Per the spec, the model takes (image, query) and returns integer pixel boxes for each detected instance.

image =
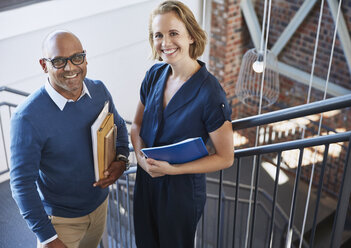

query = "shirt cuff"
[41,234,58,245]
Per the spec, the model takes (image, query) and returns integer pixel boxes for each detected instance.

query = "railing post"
[268,152,282,248]
[330,136,351,247]
[232,158,241,248]
[249,154,261,248]
[216,169,224,248]
[285,148,304,248]
[126,174,132,248]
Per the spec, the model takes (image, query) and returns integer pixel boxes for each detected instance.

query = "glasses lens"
[71,54,85,65]
[51,58,66,68]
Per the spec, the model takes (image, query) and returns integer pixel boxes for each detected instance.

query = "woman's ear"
[189,35,194,44]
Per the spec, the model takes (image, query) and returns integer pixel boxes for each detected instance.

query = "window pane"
[0,0,51,12]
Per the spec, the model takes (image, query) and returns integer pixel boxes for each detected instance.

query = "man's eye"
[170,32,178,36]
[52,58,65,66]
[72,55,84,63]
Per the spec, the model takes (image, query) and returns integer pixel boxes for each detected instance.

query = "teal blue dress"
[134,61,232,248]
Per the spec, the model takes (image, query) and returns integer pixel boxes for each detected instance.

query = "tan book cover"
[104,124,117,173]
[97,112,114,180]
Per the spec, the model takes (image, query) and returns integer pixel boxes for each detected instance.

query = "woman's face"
[152,11,194,65]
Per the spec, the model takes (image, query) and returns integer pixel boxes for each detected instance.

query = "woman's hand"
[139,156,167,178]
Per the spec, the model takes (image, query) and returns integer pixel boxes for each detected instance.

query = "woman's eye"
[154,33,162,39]
[170,32,178,36]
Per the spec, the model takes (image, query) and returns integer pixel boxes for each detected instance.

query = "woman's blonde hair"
[149,0,207,61]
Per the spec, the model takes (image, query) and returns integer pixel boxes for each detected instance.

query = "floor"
[0,180,36,248]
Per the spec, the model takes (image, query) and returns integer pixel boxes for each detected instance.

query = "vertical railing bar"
[8,106,11,118]
[332,148,340,196]
[109,184,117,248]
[327,152,333,196]
[249,154,261,248]
[106,190,112,248]
[330,137,351,247]
[232,157,241,248]
[216,169,224,248]
[126,174,132,248]
[0,113,9,171]
[285,148,304,247]
[201,204,205,248]
[115,181,123,248]
[122,182,128,248]
[309,144,329,247]
[225,197,230,248]
[268,152,282,248]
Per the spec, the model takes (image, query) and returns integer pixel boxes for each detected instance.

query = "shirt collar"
[45,79,92,111]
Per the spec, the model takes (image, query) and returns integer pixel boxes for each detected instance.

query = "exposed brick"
[209,0,351,198]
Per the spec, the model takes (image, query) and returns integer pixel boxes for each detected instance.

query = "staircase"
[1,87,351,248]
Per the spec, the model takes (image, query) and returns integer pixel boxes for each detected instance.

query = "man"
[10,30,129,248]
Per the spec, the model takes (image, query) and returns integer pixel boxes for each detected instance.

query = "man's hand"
[43,238,67,248]
[93,160,126,188]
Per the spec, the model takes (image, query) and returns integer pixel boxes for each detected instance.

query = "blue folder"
[141,137,209,164]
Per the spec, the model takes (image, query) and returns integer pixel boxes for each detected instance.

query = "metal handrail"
[0,102,17,108]
[235,131,351,157]
[0,87,29,175]
[232,94,351,130]
[0,86,30,97]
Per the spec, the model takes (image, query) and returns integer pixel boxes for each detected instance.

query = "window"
[0,0,50,12]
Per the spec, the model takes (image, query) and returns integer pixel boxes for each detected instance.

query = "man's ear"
[39,59,48,73]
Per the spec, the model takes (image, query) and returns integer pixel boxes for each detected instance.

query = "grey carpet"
[0,180,36,248]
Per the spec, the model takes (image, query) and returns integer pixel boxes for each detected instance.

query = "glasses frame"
[43,51,86,69]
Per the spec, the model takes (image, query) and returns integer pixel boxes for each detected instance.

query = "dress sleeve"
[202,78,232,133]
[10,114,57,242]
[140,69,151,106]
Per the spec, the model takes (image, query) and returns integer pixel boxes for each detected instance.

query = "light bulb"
[252,60,264,73]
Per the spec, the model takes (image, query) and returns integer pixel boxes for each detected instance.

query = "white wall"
[0,0,206,179]
[0,0,204,121]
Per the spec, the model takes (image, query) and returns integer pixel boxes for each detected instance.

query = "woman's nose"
[162,36,171,46]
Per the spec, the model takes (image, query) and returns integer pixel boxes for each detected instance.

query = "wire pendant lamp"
[236,48,279,108]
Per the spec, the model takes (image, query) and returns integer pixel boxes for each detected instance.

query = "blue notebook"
[141,137,209,164]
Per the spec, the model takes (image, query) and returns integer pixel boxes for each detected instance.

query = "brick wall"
[209,0,351,198]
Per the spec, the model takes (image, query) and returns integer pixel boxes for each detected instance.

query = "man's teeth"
[64,74,77,79]
[163,48,177,54]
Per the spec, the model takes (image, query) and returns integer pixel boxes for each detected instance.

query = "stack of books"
[91,101,117,181]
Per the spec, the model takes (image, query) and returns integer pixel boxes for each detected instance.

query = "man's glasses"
[43,51,86,69]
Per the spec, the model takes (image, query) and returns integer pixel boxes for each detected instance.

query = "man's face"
[40,33,87,99]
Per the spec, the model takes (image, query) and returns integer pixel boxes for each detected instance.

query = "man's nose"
[63,60,74,71]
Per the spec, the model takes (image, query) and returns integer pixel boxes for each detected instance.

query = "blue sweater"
[10,78,129,242]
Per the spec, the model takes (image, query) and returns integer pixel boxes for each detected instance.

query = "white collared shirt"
[45,79,92,111]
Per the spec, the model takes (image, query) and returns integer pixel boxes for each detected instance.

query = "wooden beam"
[276,62,351,96]
[326,0,351,74]
[239,0,350,97]
[240,0,261,50]
[271,0,317,56]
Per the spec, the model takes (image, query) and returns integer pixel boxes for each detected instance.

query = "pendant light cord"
[299,0,343,247]
[244,0,273,247]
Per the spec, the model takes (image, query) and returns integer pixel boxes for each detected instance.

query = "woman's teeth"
[163,48,177,54]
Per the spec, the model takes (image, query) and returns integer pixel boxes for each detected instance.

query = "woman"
[130,1,234,247]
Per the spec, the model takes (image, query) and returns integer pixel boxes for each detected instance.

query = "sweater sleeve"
[9,113,57,242]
